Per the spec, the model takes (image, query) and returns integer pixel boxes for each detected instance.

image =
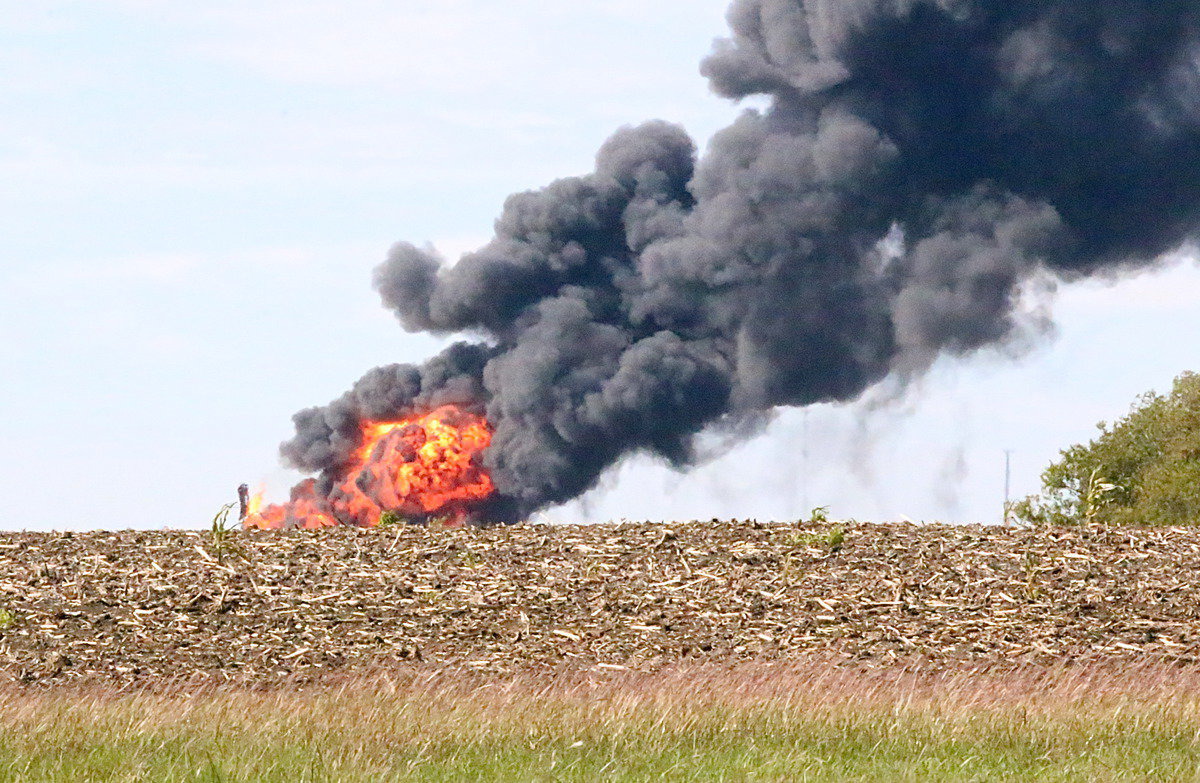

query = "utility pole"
[801,410,810,514]
[1003,450,1013,526]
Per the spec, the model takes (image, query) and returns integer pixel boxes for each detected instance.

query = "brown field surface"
[1,521,1199,686]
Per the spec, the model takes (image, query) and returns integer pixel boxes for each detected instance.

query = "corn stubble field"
[5,521,1200,780]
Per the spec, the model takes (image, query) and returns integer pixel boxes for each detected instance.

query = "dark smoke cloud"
[282,0,1200,522]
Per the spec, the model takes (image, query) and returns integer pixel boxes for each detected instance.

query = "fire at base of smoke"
[253,1,1200,526]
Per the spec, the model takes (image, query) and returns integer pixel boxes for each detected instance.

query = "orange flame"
[244,405,495,530]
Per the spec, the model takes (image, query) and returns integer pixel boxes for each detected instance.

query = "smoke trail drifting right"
[280,0,1200,522]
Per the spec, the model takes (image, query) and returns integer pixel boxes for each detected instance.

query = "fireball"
[245,406,495,529]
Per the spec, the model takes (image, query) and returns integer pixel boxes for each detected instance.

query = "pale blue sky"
[3,1,1198,529]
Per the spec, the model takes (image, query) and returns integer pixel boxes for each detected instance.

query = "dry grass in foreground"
[3,662,1200,781]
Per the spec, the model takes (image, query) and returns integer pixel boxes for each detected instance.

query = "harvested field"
[1,521,1199,685]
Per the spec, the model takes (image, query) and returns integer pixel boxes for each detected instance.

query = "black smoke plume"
[280,0,1200,522]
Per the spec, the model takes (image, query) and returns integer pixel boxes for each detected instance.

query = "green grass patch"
[3,665,1200,781]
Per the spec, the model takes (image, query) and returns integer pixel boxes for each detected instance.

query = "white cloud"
[0,6,76,34]
[0,47,99,94]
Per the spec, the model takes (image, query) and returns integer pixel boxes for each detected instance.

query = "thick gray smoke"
[281,0,1200,523]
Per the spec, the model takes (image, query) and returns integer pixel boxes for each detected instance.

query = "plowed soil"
[2,521,1199,686]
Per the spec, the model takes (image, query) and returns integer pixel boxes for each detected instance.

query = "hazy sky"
[3,1,1199,530]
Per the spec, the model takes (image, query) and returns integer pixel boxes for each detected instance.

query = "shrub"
[1015,371,1200,525]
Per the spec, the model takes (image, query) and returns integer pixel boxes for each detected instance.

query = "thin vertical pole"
[1003,450,1013,526]
[801,410,810,514]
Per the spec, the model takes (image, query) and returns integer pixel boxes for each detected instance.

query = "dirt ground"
[1,521,1199,686]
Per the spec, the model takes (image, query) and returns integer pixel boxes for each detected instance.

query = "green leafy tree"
[1015,371,1200,526]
